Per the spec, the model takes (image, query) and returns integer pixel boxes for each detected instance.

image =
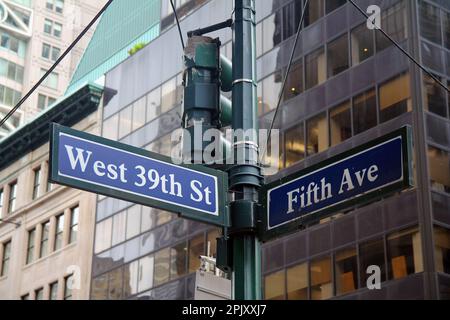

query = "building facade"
[88,0,450,300]
[0,83,103,299]
[0,0,106,138]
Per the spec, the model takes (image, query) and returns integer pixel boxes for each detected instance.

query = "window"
[35,288,44,300]
[387,228,423,280]
[54,213,64,251]
[428,146,450,194]
[69,206,79,244]
[306,113,328,156]
[118,105,133,139]
[32,167,41,200]
[305,0,324,27]
[42,43,61,61]
[305,47,326,90]
[44,19,62,37]
[379,73,411,123]
[329,101,352,146]
[282,2,296,40]
[64,274,73,300]
[138,255,154,292]
[326,0,346,14]
[42,43,50,59]
[264,270,285,300]
[40,69,59,90]
[419,1,442,45]
[285,123,305,167]
[0,58,24,83]
[0,84,21,107]
[1,240,11,277]
[170,242,187,279]
[283,60,303,101]
[188,234,204,273]
[49,281,58,300]
[327,34,349,77]
[40,221,50,258]
[262,13,281,54]
[132,96,146,131]
[26,229,35,264]
[377,1,407,51]
[351,24,374,65]
[154,248,170,286]
[262,72,283,112]
[335,248,358,295]
[108,267,123,299]
[94,218,112,253]
[146,87,161,123]
[359,238,386,287]
[287,263,308,300]
[424,74,447,118]
[0,31,26,57]
[47,0,64,13]
[444,11,450,50]
[126,206,141,240]
[434,227,450,274]
[7,181,17,214]
[103,114,119,140]
[112,210,126,246]
[161,78,177,113]
[353,89,377,134]
[38,94,56,110]
[310,256,332,300]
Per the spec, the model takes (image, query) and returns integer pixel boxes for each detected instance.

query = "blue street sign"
[260,127,413,241]
[49,124,229,227]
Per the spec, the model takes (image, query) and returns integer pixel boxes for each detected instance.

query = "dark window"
[42,43,50,59]
[7,181,17,213]
[188,234,204,273]
[444,11,450,50]
[69,206,79,244]
[287,262,308,300]
[0,188,3,217]
[351,23,374,65]
[327,34,349,77]
[387,228,423,280]
[285,123,305,167]
[330,101,352,146]
[434,227,450,274]
[305,47,326,90]
[1,240,11,277]
[326,0,346,14]
[26,229,35,264]
[170,242,187,279]
[305,0,324,27]
[428,146,450,194]
[283,60,303,101]
[282,2,296,40]
[40,221,50,258]
[154,248,170,286]
[64,274,73,300]
[49,281,58,300]
[35,287,44,300]
[310,256,333,300]
[379,73,411,123]
[359,238,386,287]
[306,113,328,156]
[32,167,41,200]
[335,247,358,295]
[424,73,447,118]
[54,213,64,251]
[264,270,285,300]
[377,2,407,51]
[419,1,442,44]
[353,89,377,134]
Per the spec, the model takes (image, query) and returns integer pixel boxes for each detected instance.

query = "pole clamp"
[232,78,257,86]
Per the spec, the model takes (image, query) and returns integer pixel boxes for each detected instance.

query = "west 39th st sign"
[260,126,413,241]
[49,124,229,227]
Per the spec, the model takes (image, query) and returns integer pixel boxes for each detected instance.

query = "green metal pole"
[230,0,262,300]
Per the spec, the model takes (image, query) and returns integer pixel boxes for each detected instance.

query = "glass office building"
[90,0,450,300]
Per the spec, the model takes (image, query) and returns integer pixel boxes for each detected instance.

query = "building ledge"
[0,83,103,171]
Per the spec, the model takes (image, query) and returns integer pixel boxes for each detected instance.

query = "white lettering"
[367,165,379,182]
[64,145,92,172]
[339,169,355,194]
[93,161,106,177]
[190,180,203,202]
[287,189,300,214]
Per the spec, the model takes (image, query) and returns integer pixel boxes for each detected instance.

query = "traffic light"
[182,36,232,164]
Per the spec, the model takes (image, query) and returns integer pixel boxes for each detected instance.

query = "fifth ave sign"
[260,127,413,241]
